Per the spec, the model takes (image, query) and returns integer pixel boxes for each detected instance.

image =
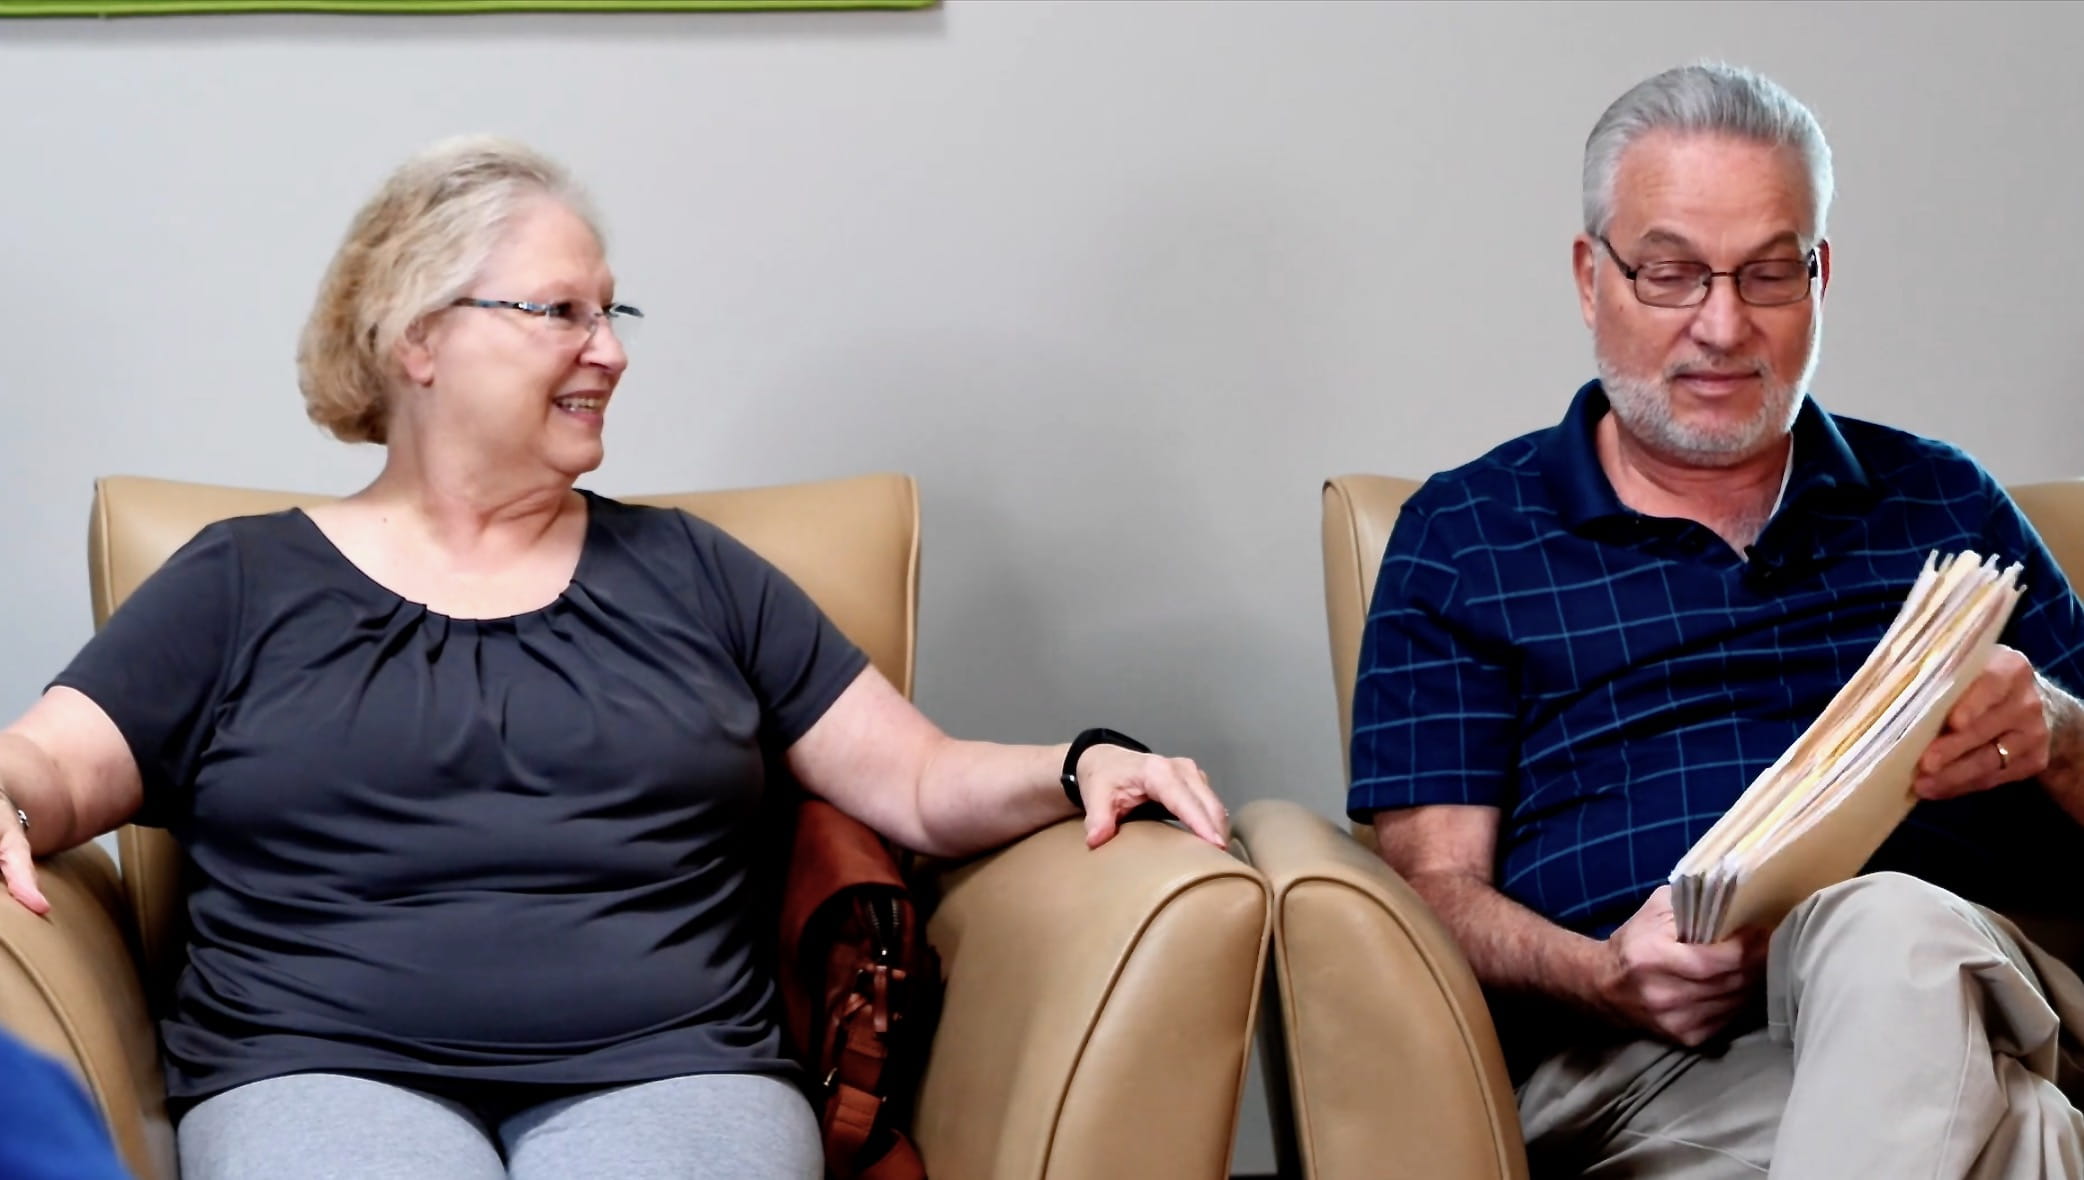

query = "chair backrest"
[1320,472,2084,769]
[2004,479,2084,594]
[88,472,921,1003]
[1319,475,1422,777]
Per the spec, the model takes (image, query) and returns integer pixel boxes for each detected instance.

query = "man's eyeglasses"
[1598,236,1818,309]
[450,298,644,343]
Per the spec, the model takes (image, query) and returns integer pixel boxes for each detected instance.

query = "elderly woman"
[0,137,1227,1180]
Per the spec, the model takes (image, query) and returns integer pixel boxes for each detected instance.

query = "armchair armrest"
[912,819,1270,1180]
[1233,800,1528,1180]
[0,843,173,1180]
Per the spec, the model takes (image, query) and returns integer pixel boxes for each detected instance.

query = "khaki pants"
[1517,873,2084,1179]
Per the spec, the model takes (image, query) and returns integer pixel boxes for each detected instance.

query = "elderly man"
[1349,62,2084,1178]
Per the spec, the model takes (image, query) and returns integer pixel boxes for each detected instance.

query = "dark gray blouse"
[53,490,868,1112]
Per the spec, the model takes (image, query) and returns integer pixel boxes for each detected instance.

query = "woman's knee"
[178,1073,503,1180]
[504,1072,820,1180]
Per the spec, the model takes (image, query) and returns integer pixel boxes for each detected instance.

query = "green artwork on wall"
[0,0,934,14]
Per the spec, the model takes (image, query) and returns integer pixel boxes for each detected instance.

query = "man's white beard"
[1595,319,1821,469]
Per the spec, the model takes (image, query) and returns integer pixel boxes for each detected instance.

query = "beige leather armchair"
[1234,475,1527,1180]
[0,473,1273,1180]
[1234,472,2084,1180]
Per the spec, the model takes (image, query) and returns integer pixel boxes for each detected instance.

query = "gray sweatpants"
[178,1071,823,1180]
[1518,872,2084,1179]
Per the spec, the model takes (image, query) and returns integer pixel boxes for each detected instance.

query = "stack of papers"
[1670,551,2024,944]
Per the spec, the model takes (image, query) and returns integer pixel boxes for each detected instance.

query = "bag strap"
[824,1078,881,1167]
[831,1083,929,1180]
[857,1138,927,1180]
[823,964,897,1162]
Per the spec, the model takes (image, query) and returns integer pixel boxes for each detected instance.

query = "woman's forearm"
[909,736,1079,857]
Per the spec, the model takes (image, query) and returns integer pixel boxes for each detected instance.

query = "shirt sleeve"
[1347,501,1522,823]
[46,522,242,830]
[681,515,872,750]
[0,1031,132,1180]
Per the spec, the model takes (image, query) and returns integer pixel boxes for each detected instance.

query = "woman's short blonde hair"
[297,135,601,444]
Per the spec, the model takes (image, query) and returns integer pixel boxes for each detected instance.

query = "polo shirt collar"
[1539,379,1872,530]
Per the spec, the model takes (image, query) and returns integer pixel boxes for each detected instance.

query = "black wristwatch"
[1061,727,1175,823]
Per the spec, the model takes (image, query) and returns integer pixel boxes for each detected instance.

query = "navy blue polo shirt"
[1348,381,2084,938]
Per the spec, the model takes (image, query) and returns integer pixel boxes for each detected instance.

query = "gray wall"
[3,2,2081,1172]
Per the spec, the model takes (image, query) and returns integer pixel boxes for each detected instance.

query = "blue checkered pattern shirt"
[1349,381,2084,938]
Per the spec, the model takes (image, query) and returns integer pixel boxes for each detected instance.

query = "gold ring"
[1994,740,2011,772]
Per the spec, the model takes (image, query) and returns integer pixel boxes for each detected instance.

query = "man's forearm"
[2038,678,2084,825]
[1403,867,1613,1019]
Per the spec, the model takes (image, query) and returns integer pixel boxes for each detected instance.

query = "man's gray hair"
[1582,62,1834,242]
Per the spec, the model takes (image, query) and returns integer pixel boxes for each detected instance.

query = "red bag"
[777,798,942,1180]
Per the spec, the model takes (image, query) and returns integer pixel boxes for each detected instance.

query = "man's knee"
[1772,871,1997,985]
[1797,871,1965,931]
